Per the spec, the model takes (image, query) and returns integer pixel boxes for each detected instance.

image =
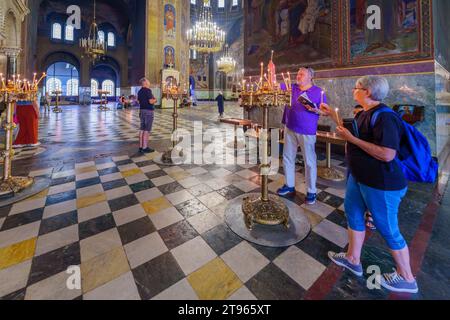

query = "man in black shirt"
[137,78,157,153]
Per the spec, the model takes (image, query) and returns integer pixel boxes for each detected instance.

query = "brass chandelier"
[217,44,236,74]
[79,0,106,63]
[187,0,225,54]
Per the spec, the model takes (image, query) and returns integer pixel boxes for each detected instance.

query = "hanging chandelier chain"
[79,0,106,63]
[216,1,236,74]
[187,0,225,54]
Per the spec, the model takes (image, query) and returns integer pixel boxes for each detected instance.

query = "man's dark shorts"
[140,109,154,132]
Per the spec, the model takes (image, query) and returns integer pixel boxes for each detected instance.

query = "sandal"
[365,212,377,231]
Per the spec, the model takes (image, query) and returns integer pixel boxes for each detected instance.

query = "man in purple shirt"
[278,67,327,204]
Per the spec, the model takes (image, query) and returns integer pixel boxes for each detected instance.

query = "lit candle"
[32,73,37,85]
[260,62,263,80]
[321,90,325,105]
[287,72,291,89]
[335,108,341,126]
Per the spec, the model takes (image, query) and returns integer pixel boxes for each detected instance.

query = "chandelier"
[79,0,106,63]
[187,0,225,54]
[217,44,236,74]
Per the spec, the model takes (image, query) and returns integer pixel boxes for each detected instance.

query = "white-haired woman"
[320,75,418,294]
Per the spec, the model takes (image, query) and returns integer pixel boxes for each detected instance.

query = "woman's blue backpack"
[370,106,438,183]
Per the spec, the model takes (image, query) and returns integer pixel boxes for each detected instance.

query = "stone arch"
[42,51,81,72]
[4,10,18,48]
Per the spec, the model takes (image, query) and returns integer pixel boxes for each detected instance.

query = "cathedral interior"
[0,0,449,302]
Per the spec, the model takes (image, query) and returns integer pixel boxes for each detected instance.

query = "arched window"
[102,80,115,97]
[66,79,79,96]
[52,23,62,39]
[65,25,74,41]
[91,79,99,97]
[98,31,105,44]
[107,32,115,47]
[46,78,62,94]
[46,62,79,96]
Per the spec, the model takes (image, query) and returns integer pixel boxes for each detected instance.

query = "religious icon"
[164,4,176,38]
[164,46,175,68]
[350,0,419,58]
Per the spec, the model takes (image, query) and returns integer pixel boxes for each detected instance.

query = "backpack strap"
[370,106,396,128]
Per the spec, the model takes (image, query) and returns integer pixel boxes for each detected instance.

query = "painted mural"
[433,0,450,72]
[164,46,175,68]
[245,0,333,74]
[350,0,419,59]
[190,58,209,89]
[164,4,176,39]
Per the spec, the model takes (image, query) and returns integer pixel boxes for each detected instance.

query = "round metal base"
[0,176,34,196]
[153,149,187,166]
[225,193,311,248]
[0,176,51,207]
[317,166,346,182]
[242,194,290,230]
[52,107,62,113]
[98,106,110,111]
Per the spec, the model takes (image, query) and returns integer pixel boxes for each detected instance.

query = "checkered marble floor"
[0,146,46,162]
[38,103,245,144]
[0,151,350,300]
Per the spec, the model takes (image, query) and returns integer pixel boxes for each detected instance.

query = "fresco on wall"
[190,59,209,89]
[433,0,450,71]
[164,4,176,39]
[350,0,419,59]
[164,46,175,68]
[245,0,333,74]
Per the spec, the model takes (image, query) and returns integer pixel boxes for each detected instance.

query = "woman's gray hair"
[356,75,389,101]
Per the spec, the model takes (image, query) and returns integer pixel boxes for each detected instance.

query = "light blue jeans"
[283,128,317,193]
[345,174,408,250]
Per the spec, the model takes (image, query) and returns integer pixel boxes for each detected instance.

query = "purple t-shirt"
[282,84,327,136]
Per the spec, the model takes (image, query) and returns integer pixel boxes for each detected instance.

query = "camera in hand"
[342,118,360,138]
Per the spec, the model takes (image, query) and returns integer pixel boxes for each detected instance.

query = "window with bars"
[46,78,62,94]
[65,25,74,41]
[66,79,79,96]
[107,32,115,47]
[91,79,99,97]
[52,23,62,39]
[102,80,115,97]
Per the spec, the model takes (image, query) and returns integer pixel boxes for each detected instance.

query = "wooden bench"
[219,118,255,150]
[245,128,347,181]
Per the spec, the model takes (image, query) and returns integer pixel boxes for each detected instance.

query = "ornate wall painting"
[349,0,419,59]
[190,59,209,89]
[164,4,176,39]
[244,0,339,75]
[164,46,175,68]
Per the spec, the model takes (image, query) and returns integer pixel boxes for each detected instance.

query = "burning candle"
[32,73,37,85]
[260,62,264,80]
[286,72,291,89]
[321,90,325,105]
[335,108,341,126]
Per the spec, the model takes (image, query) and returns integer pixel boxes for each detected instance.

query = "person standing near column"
[137,78,157,153]
[277,67,326,204]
